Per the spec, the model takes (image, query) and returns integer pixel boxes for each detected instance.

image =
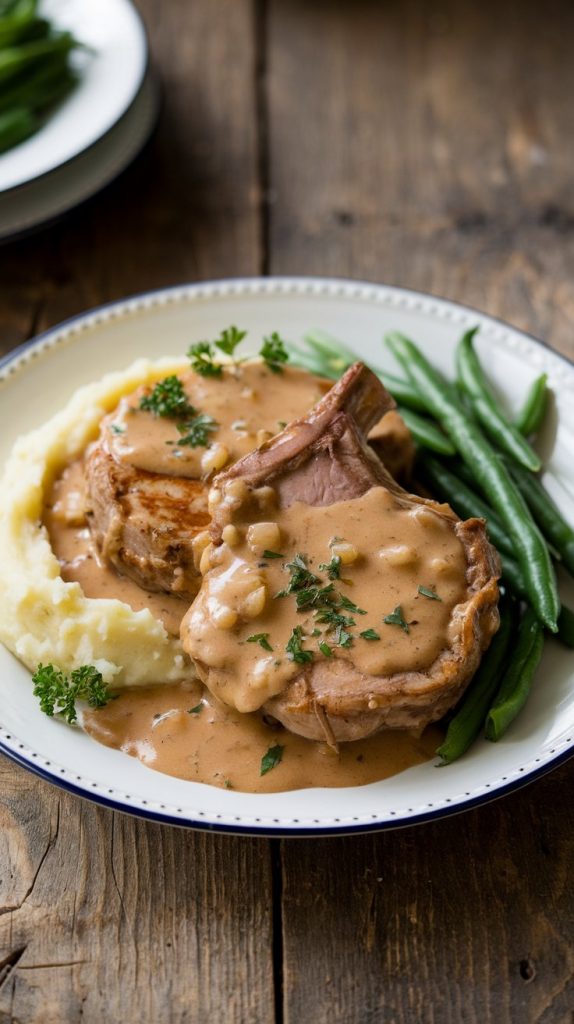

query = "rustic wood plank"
[0,2,274,1022]
[0,758,274,1024]
[279,765,574,1024]
[267,0,574,361]
[266,0,574,1019]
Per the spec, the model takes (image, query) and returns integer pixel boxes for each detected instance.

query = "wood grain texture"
[280,764,574,1023]
[0,2,274,1022]
[266,0,574,361]
[0,758,274,1024]
[265,0,574,1020]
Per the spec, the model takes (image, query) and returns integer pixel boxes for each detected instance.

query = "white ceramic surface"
[0,70,159,241]
[1,278,573,836]
[0,0,148,193]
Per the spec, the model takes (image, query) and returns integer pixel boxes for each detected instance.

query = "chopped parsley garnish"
[260,332,289,373]
[110,423,125,435]
[334,626,353,648]
[383,605,410,634]
[339,594,366,615]
[360,628,380,641]
[276,553,320,598]
[313,607,355,630]
[295,582,336,611]
[318,555,341,580]
[224,779,234,789]
[262,550,284,560]
[418,585,442,602]
[187,703,203,715]
[260,744,284,776]
[246,633,273,652]
[140,375,196,419]
[286,626,313,664]
[174,414,218,448]
[276,552,379,651]
[187,340,223,378]
[277,420,287,429]
[32,664,114,725]
[214,325,247,356]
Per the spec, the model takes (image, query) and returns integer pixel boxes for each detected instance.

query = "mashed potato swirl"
[0,358,197,688]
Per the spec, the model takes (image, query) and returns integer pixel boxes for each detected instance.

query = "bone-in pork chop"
[181,364,500,743]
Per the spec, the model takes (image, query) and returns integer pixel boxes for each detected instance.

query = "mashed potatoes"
[0,358,198,688]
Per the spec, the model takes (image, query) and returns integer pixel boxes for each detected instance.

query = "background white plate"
[0,70,159,241]
[0,0,148,193]
[1,277,573,836]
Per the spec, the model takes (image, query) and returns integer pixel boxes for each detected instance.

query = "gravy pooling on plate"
[83,681,443,793]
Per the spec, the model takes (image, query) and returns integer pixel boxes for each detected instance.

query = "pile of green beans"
[288,323,573,763]
[0,0,81,155]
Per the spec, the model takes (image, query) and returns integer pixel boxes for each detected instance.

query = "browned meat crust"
[198,363,500,743]
[85,445,209,597]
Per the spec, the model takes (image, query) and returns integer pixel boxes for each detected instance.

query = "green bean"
[0,105,37,153]
[485,608,544,741]
[32,66,77,113]
[515,373,548,437]
[396,409,455,456]
[456,328,541,471]
[0,11,48,49]
[0,0,36,14]
[303,328,358,370]
[375,371,429,412]
[0,32,75,84]
[506,461,574,578]
[428,475,574,648]
[436,595,516,764]
[385,330,559,631]
[304,328,427,411]
[284,341,339,379]
[420,457,574,648]
[417,455,515,559]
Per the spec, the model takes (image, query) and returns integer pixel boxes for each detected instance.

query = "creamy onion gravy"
[43,363,450,792]
[83,681,443,792]
[105,363,330,478]
[183,485,468,713]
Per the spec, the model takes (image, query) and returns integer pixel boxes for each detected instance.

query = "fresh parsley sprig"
[32,664,114,725]
[187,326,248,377]
[140,375,196,419]
[215,325,247,356]
[187,340,223,378]
[260,332,289,373]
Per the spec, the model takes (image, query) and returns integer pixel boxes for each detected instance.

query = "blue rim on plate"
[0,276,572,837]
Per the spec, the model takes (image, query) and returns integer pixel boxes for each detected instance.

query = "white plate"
[0,0,148,194]
[0,70,159,241]
[1,277,573,836]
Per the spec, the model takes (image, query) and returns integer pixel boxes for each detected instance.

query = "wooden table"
[1,2,574,1020]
